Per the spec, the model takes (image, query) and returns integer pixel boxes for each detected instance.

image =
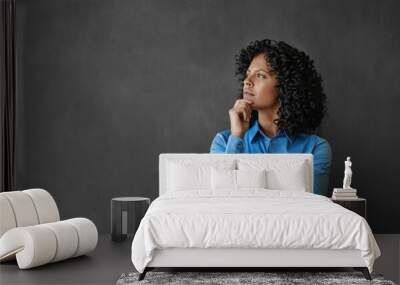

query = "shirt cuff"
[225,134,244,153]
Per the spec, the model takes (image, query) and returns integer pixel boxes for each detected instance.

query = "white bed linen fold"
[131,189,380,273]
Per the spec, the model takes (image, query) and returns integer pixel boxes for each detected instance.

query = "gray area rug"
[116,271,396,285]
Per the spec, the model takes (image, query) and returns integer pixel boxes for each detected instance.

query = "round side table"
[111,197,150,242]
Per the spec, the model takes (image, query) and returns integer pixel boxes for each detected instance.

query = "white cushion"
[66,218,98,257]
[23,189,60,224]
[211,168,267,190]
[42,221,79,262]
[0,196,17,237]
[237,159,309,191]
[0,189,60,235]
[236,169,267,188]
[211,168,236,189]
[166,159,235,191]
[0,191,39,227]
[0,225,57,269]
[0,218,98,269]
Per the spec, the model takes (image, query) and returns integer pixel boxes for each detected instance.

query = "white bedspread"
[131,189,380,273]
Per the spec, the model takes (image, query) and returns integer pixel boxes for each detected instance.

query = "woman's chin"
[250,104,258,110]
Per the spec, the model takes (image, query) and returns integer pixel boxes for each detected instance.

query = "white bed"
[131,154,381,280]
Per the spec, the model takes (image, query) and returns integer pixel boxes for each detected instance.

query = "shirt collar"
[249,120,293,144]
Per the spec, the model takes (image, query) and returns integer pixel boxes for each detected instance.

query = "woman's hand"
[229,99,254,138]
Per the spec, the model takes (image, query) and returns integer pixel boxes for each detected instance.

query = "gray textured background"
[15,0,400,233]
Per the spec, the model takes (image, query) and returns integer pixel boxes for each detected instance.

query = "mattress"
[131,189,380,273]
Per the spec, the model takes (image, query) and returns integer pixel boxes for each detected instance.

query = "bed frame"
[141,248,370,280]
[138,154,372,281]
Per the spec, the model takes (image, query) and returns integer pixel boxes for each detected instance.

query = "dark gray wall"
[16,0,400,233]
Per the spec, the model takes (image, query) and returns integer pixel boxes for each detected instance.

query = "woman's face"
[242,53,279,110]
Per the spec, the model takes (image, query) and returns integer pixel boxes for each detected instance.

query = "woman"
[210,39,331,196]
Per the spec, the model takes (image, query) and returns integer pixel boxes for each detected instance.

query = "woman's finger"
[243,109,247,122]
[243,99,253,105]
[234,100,252,122]
[244,105,251,121]
[238,100,252,111]
[243,104,252,122]
[239,105,249,121]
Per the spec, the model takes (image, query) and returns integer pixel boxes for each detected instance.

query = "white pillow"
[166,159,235,191]
[210,168,236,189]
[236,169,267,188]
[211,168,267,190]
[237,159,309,192]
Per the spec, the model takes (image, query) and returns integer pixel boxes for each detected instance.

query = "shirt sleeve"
[312,138,332,196]
[210,132,244,153]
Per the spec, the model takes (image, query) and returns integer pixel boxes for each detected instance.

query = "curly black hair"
[235,39,327,137]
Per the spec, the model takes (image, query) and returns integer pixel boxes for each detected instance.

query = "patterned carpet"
[116,271,397,285]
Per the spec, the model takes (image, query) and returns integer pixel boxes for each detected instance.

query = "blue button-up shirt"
[209,120,332,196]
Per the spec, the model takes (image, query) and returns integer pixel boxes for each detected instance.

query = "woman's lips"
[243,91,255,99]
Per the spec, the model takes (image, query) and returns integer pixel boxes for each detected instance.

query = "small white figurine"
[342,156,353,189]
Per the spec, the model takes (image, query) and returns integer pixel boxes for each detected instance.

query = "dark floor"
[0,234,399,285]
[0,234,133,285]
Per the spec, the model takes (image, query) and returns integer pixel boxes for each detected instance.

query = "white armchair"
[0,189,98,269]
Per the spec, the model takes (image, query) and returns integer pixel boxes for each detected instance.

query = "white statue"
[342,157,353,189]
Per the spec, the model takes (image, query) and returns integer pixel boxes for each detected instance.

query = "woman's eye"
[256,73,266,79]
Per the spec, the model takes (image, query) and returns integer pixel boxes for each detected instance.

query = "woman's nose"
[244,78,253,87]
